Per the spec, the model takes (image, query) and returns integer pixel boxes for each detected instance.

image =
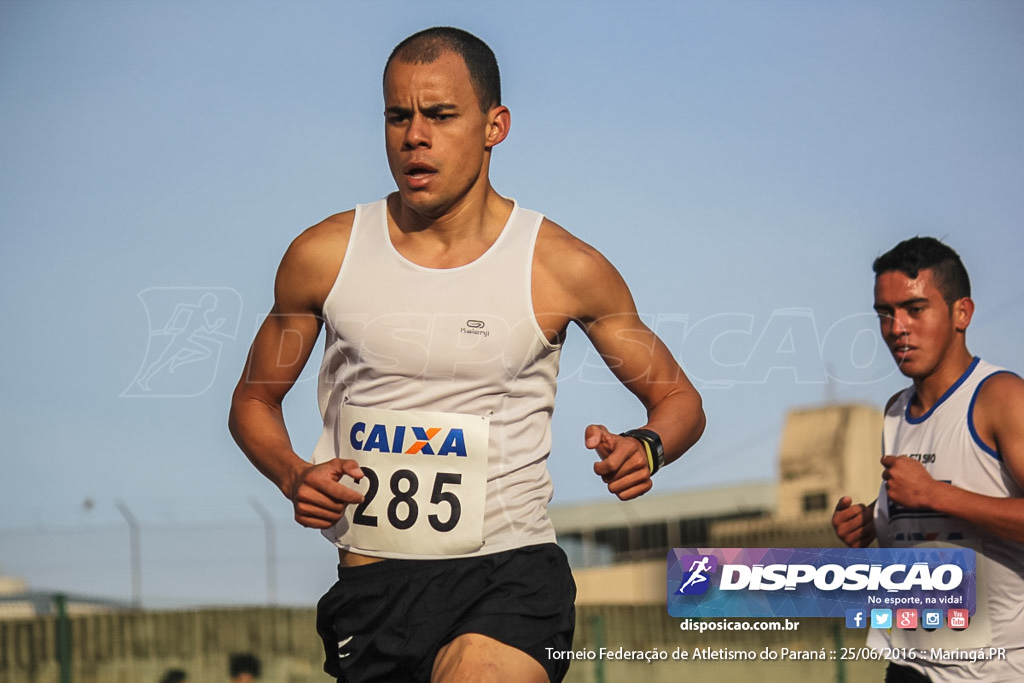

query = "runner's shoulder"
[290,209,355,261]
[973,370,1024,429]
[276,209,355,311]
[535,218,618,288]
[977,369,1024,398]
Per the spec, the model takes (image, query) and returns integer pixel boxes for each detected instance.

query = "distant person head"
[160,669,187,683]
[229,653,261,681]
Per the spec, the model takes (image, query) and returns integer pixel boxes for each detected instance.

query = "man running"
[678,556,712,593]
[229,26,705,683]
[832,236,1024,682]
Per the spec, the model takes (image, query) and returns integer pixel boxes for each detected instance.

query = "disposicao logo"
[667,548,976,619]
[676,555,718,595]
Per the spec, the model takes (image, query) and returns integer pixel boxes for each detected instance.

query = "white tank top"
[310,198,561,559]
[870,358,1024,681]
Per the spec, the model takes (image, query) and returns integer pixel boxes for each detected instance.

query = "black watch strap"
[620,428,665,475]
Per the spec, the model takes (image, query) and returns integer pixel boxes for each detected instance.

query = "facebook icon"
[846,609,867,629]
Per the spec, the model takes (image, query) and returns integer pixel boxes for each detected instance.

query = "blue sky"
[1,1,1022,607]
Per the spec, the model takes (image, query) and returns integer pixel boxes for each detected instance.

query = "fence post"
[55,594,71,683]
[833,621,846,683]
[589,614,605,683]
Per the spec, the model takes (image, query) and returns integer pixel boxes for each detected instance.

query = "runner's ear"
[484,106,510,149]
[952,297,974,333]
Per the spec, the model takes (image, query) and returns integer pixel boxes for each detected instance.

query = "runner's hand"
[881,454,936,510]
[289,459,365,529]
[585,424,653,501]
[832,496,876,548]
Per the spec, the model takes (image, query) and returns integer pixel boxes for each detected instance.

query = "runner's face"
[873,269,967,379]
[383,52,501,219]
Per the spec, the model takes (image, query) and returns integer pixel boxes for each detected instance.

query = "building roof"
[548,480,776,533]
[0,591,132,620]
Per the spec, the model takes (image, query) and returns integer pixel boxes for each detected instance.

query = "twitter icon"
[871,609,893,629]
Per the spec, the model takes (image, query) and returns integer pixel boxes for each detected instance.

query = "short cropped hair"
[384,26,501,112]
[873,236,971,306]
[229,653,261,678]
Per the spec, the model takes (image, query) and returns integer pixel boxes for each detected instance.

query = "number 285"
[352,467,462,532]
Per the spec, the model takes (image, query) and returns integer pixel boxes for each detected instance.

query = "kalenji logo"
[676,555,718,595]
[461,319,489,338]
[349,422,468,456]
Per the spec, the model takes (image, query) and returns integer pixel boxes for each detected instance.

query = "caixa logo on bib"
[350,422,468,457]
[667,548,976,619]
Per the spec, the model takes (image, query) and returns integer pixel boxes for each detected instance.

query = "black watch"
[620,428,665,475]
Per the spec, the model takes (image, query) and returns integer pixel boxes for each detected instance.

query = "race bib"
[333,405,488,556]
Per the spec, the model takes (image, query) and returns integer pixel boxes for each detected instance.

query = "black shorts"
[885,662,932,682]
[315,543,576,683]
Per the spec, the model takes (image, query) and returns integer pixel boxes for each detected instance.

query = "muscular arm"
[228,213,364,528]
[883,373,1024,545]
[534,222,705,500]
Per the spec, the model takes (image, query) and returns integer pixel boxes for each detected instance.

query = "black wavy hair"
[873,236,971,306]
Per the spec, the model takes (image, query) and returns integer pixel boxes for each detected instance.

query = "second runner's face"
[873,268,967,380]
[383,52,503,219]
